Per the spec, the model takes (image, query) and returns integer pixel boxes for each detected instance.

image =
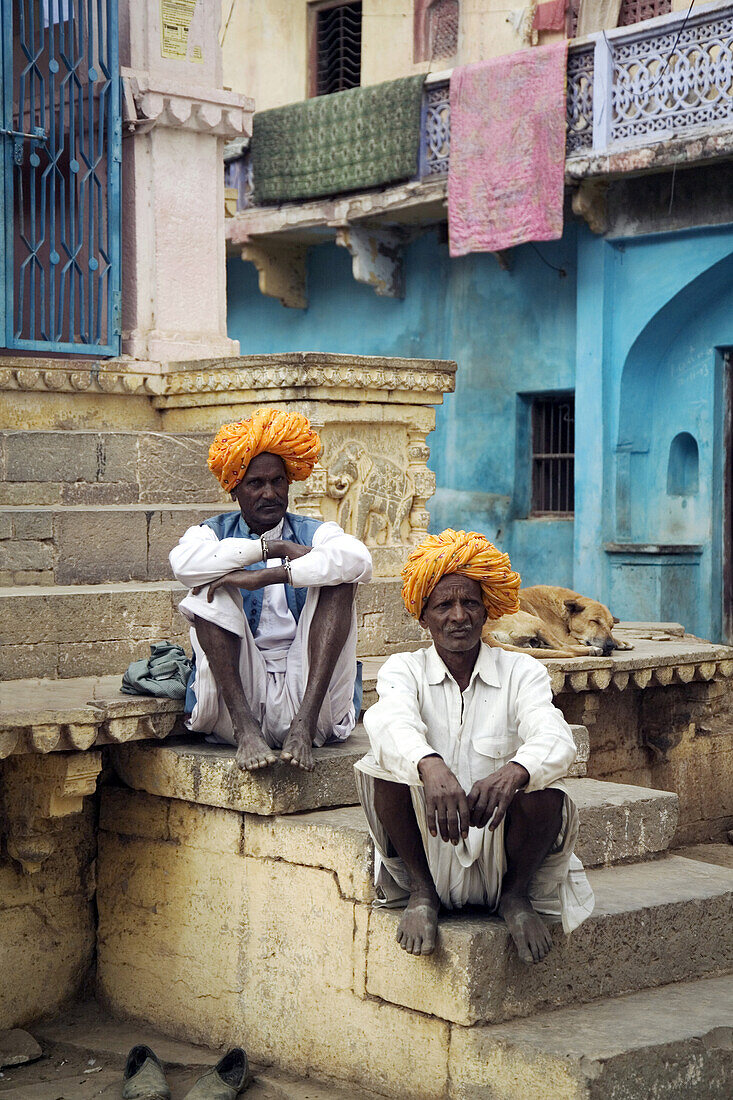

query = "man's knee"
[507,787,563,830]
[193,615,240,659]
[374,777,412,818]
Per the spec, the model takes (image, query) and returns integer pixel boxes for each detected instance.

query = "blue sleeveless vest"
[184,510,362,717]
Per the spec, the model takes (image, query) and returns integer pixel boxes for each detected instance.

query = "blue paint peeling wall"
[227,219,733,641]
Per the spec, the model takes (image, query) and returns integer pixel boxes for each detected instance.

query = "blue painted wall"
[227,226,579,588]
[227,219,733,640]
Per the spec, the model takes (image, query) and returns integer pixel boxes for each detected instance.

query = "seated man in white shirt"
[355,529,594,965]
[170,408,372,773]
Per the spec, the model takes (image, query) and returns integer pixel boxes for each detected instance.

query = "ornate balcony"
[226,1,732,213]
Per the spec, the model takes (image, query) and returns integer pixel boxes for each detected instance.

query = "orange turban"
[208,408,321,492]
[401,529,521,620]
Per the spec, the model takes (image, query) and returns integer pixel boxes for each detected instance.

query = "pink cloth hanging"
[448,42,569,257]
[533,0,568,32]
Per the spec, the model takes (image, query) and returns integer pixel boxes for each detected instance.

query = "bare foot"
[280,714,315,772]
[396,888,440,956]
[498,893,553,965]
[234,723,278,772]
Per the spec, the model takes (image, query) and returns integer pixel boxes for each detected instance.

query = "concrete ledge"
[111,730,373,815]
[110,726,592,816]
[448,973,733,1100]
[0,675,183,758]
[365,855,733,1026]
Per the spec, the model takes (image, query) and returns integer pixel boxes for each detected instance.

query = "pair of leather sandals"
[122,1044,250,1099]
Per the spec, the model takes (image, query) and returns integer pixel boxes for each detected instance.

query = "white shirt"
[170,516,372,673]
[361,643,577,793]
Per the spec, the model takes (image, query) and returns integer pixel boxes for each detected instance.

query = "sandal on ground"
[182,1048,251,1098]
[121,1045,171,1100]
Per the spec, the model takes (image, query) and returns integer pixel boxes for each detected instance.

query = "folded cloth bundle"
[121,642,192,699]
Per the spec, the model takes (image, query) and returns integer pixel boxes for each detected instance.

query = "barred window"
[428,0,459,59]
[618,0,671,26]
[531,395,575,515]
[570,0,670,36]
[314,2,362,97]
[414,0,459,62]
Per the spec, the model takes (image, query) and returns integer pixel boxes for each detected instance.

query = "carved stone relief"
[325,441,415,546]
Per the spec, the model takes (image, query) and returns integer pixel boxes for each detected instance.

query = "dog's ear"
[564,599,584,616]
[612,615,620,624]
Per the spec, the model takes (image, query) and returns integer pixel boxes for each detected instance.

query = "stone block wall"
[0,805,96,1030]
[559,680,733,844]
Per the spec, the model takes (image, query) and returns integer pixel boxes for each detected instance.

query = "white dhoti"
[178,582,358,748]
[355,758,595,934]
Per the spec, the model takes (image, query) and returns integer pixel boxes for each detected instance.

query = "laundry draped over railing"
[448,42,569,256]
[251,75,426,204]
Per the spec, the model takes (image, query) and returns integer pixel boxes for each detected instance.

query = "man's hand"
[467,761,530,831]
[266,539,311,561]
[417,754,470,845]
[192,569,273,602]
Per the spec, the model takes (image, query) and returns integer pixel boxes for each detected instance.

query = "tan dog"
[483,585,633,659]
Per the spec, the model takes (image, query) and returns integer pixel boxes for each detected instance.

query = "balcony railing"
[226,1,733,212]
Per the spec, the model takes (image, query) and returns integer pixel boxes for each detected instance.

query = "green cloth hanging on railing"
[121,642,192,700]
[252,75,426,204]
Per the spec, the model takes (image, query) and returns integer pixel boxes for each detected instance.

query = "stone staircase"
[2,419,733,1097]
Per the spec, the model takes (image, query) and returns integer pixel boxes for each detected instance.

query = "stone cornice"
[0,353,457,402]
[121,68,253,138]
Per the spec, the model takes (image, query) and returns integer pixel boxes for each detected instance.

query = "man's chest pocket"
[468,696,517,761]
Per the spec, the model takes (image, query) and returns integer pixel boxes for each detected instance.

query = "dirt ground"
[0,1003,382,1100]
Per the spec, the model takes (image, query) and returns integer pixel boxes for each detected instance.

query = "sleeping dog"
[483,585,633,659]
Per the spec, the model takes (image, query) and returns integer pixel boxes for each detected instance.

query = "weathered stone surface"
[0,1029,42,1068]
[0,539,53,571]
[138,432,224,503]
[0,674,183,755]
[243,805,375,902]
[0,810,95,1030]
[567,777,678,865]
[3,431,100,483]
[0,582,184,644]
[365,855,733,1025]
[96,822,450,1098]
[111,730,372,815]
[10,512,53,539]
[55,509,148,584]
[448,974,733,1100]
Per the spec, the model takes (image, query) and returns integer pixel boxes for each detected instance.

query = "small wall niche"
[666,432,699,496]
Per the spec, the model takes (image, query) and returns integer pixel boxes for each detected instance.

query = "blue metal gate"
[0,0,121,355]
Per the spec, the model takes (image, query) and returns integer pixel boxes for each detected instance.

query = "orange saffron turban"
[401,529,521,620]
[208,408,321,492]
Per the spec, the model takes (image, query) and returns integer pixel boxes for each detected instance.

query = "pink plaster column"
[118,0,252,362]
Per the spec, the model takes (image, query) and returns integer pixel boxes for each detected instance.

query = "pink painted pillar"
[118,0,252,362]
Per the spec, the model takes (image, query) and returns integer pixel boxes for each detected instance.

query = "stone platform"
[95,769,733,1098]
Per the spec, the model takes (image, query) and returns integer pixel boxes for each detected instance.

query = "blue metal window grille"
[1,0,121,355]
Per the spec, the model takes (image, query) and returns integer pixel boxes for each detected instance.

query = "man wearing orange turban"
[355,529,594,965]
[170,408,372,772]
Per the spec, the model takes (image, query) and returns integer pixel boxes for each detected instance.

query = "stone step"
[365,854,733,1026]
[0,674,184,758]
[447,973,733,1099]
[0,579,422,679]
[109,723,593,817]
[228,776,677,882]
[0,503,226,585]
[0,429,223,506]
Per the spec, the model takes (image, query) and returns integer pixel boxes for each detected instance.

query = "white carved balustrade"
[226,3,733,213]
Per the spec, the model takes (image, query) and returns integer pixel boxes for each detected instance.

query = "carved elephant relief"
[326,441,414,545]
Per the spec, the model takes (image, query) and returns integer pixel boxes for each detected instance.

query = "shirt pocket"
[471,731,517,761]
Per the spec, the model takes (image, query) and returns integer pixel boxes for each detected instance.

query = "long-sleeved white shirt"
[169,515,373,591]
[360,643,576,793]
